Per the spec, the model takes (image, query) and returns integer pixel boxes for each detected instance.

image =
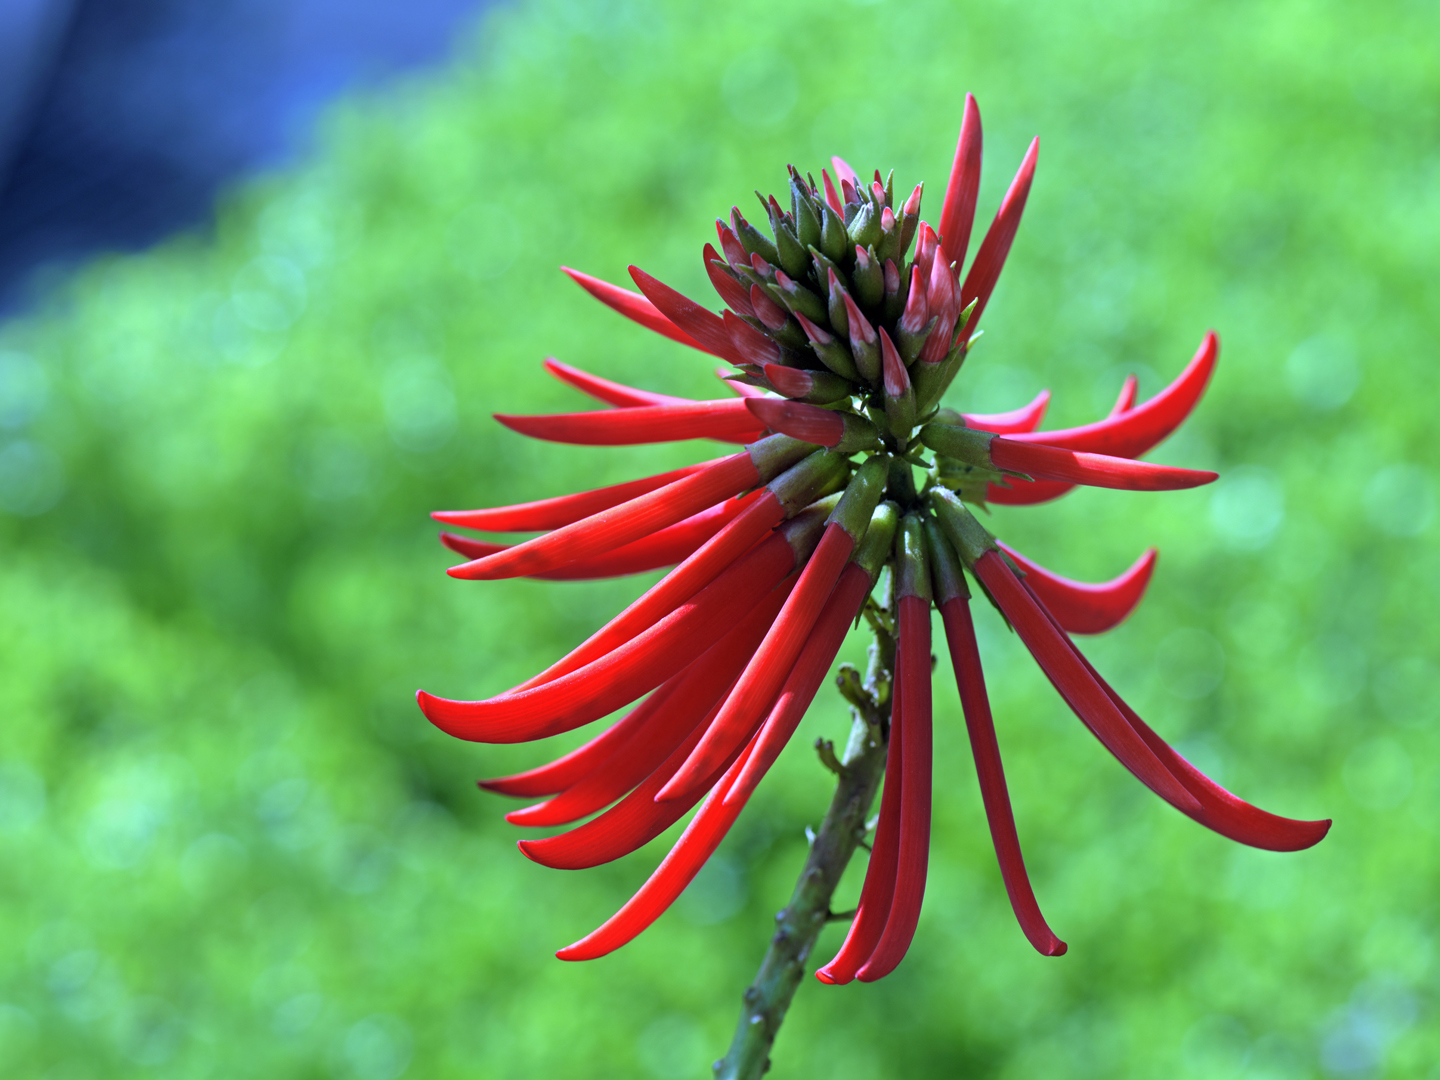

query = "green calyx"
[894,513,934,602]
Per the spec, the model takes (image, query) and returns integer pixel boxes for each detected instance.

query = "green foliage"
[2,0,1438,1075]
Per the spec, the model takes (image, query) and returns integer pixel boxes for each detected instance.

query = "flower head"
[417,95,1329,980]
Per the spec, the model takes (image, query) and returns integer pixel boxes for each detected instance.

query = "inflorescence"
[416,95,1330,982]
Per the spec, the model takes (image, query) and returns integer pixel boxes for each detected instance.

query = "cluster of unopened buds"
[417,95,1329,982]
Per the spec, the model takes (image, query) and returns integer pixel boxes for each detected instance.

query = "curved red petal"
[725,563,871,805]
[432,462,707,532]
[629,266,746,365]
[542,357,690,409]
[416,541,797,743]
[1022,582,1332,852]
[556,736,760,961]
[989,438,1218,492]
[973,551,1201,814]
[961,389,1050,435]
[938,93,983,270]
[477,674,688,798]
[959,136,1038,335]
[494,400,765,447]
[816,672,903,986]
[856,594,933,981]
[562,266,714,355]
[998,542,1157,635]
[657,523,855,802]
[446,452,758,580]
[939,597,1067,957]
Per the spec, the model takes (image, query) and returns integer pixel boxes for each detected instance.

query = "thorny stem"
[713,617,895,1079]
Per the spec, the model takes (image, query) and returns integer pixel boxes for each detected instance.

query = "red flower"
[417,95,1329,979]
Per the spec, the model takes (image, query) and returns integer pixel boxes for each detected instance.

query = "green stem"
[713,630,894,1079]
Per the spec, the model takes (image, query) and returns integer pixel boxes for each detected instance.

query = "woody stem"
[713,621,894,1080]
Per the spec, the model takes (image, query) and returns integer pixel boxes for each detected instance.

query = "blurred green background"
[3,0,1437,1076]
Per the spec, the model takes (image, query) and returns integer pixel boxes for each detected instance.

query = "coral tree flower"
[417,95,1330,980]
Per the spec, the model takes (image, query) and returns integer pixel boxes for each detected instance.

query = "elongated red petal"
[857,594,933,981]
[1006,332,1218,456]
[816,674,903,985]
[557,735,761,960]
[477,675,688,798]
[959,136,1038,335]
[961,389,1050,435]
[446,452,759,580]
[515,490,787,691]
[658,522,855,802]
[432,462,706,532]
[1023,582,1331,852]
[516,584,795,871]
[629,266,746,365]
[562,266,714,355]
[507,602,775,826]
[972,551,1201,813]
[939,596,1067,957]
[988,339,1215,505]
[938,93,983,270]
[494,399,766,447]
[743,398,844,447]
[417,539,798,743]
[726,563,872,804]
[998,542,1157,635]
[439,492,760,580]
[989,438,1217,492]
[542,357,690,409]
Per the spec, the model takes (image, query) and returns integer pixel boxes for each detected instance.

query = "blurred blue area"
[0,0,488,312]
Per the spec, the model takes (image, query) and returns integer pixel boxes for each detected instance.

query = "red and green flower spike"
[419,98,1327,995]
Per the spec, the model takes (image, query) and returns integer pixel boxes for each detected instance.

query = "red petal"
[857,594,933,981]
[515,490,786,690]
[1023,582,1331,852]
[726,563,872,804]
[816,670,904,985]
[989,438,1218,492]
[542,357,690,409]
[562,266,714,355]
[477,674,688,798]
[432,462,706,532]
[961,389,1050,435]
[1005,332,1218,456]
[657,522,856,802]
[417,536,798,743]
[959,137,1038,336]
[629,266,746,365]
[556,735,761,960]
[446,451,759,580]
[494,399,766,447]
[972,551,1201,813]
[938,93,983,270]
[439,491,761,580]
[939,596,1067,957]
[515,582,795,870]
[506,602,775,826]
[998,542,1157,635]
